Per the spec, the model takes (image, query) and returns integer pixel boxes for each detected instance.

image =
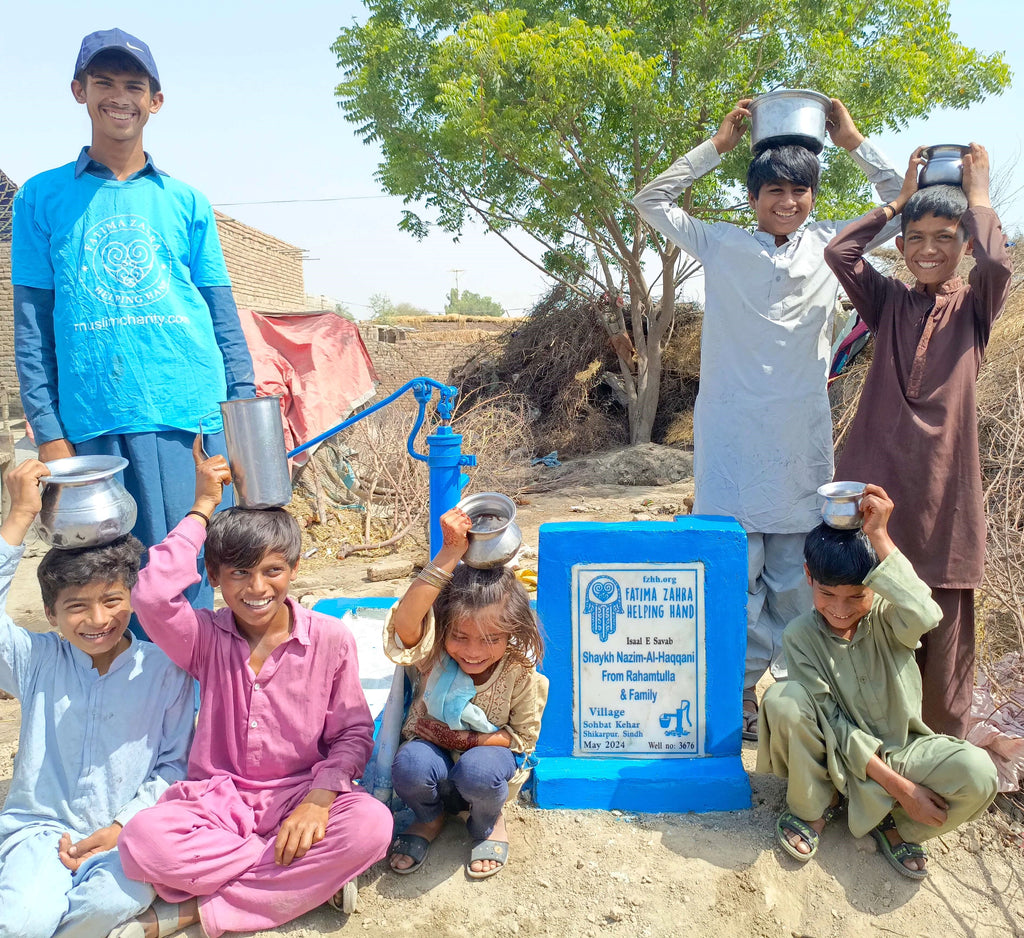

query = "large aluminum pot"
[220,396,292,509]
[919,144,969,188]
[37,455,138,549]
[749,89,831,155]
[457,492,523,569]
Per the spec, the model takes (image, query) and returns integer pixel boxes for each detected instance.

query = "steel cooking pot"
[749,89,831,155]
[817,481,866,530]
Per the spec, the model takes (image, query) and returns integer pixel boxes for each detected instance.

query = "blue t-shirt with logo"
[12,163,231,442]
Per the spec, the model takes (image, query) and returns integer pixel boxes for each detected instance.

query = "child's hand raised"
[859,483,897,561]
[437,506,473,564]
[0,459,50,547]
[961,143,992,209]
[825,99,864,151]
[711,99,752,155]
[191,435,232,521]
[893,146,926,213]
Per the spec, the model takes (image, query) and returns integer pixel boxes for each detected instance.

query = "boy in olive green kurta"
[757,485,997,879]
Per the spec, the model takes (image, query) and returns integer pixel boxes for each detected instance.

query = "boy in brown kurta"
[823,144,1012,738]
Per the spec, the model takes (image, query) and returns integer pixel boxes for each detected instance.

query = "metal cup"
[219,397,292,509]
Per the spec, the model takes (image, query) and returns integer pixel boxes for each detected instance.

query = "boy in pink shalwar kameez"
[117,443,392,938]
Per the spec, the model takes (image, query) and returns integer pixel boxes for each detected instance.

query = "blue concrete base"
[533,755,750,813]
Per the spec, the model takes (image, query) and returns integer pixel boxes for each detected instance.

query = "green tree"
[444,288,507,317]
[369,292,431,321]
[334,0,1009,442]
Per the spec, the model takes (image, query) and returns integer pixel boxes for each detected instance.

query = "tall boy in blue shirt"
[11,28,256,611]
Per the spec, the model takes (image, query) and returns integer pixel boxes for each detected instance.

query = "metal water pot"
[749,88,831,155]
[919,145,969,188]
[219,396,292,509]
[37,456,138,549]
[457,492,523,569]
[817,481,866,530]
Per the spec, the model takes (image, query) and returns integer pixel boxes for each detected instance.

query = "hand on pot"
[0,459,50,546]
[962,142,992,209]
[711,99,752,154]
[825,99,864,151]
[437,507,473,564]
[191,435,232,522]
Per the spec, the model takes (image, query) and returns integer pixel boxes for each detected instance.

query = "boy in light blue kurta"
[0,460,193,938]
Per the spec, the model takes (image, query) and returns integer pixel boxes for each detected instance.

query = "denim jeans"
[391,740,517,842]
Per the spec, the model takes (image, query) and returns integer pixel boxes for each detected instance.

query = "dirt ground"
[2,446,1023,937]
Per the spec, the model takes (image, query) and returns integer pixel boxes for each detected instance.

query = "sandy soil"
[2,448,1022,937]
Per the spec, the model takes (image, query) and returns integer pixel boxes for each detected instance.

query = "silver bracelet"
[416,561,453,590]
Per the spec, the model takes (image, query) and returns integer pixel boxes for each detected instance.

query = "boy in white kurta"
[0,460,193,938]
[633,99,902,737]
[756,485,997,879]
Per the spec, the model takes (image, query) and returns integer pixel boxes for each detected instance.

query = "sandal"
[328,880,358,914]
[388,832,432,875]
[776,811,821,861]
[775,797,843,863]
[742,699,759,742]
[107,899,181,938]
[870,813,928,881]
[466,839,508,879]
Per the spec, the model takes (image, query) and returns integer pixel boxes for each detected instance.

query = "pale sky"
[1,1,1019,317]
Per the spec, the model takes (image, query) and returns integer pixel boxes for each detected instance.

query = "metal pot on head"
[817,481,866,530]
[748,89,831,156]
[37,455,138,549]
[918,145,969,188]
[457,492,523,569]
[219,396,293,509]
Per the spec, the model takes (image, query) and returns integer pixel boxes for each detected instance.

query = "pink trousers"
[119,777,393,937]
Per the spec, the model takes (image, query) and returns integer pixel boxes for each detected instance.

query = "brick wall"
[215,212,306,312]
[0,245,14,409]
[358,321,515,394]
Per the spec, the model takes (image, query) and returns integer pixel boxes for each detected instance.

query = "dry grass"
[289,391,535,561]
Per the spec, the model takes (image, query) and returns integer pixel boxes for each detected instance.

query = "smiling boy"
[823,144,1013,738]
[633,99,903,739]
[0,459,193,938]
[12,29,255,613]
[116,440,391,938]
[757,485,997,880]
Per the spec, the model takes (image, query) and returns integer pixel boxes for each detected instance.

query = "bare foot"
[884,825,928,873]
[389,814,445,872]
[469,812,508,875]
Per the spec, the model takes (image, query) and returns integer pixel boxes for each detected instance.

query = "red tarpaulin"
[237,310,378,462]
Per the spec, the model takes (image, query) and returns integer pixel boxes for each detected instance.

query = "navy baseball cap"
[74,29,160,88]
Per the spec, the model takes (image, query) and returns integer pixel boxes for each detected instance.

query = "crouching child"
[115,440,393,938]
[756,484,997,880]
[0,459,193,938]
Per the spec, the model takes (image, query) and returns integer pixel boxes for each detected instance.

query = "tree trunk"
[624,257,676,444]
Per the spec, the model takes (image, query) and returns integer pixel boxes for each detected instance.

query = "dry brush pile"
[451,284,703,456]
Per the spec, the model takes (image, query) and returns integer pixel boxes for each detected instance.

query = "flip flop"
[870,814,928,881]
[388,832,432,875]
[107,899,180,938]
[467,839,508,879]
[328,879,359,913]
